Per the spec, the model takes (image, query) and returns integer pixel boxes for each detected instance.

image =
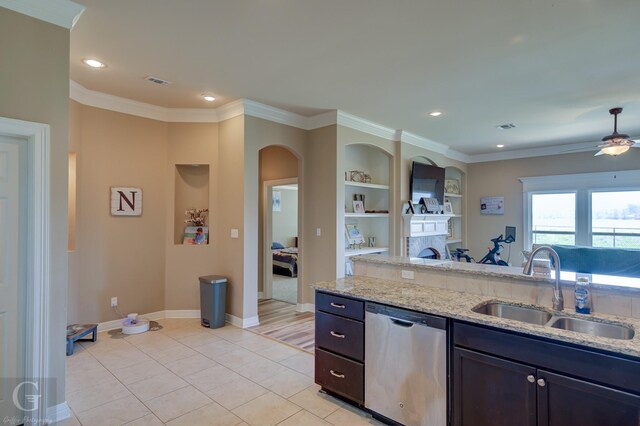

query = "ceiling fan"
[594,107,637,156]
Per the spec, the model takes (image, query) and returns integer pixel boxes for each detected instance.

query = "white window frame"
[520,170,640,250]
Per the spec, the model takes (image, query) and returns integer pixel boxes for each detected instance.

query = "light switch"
[230,229,239,238]
[316,228,321,236]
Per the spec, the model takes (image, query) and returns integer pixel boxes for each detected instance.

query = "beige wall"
[165,123,219,311]
[0,7,70,406]
[217,116,247,317]
[273,188,298,248]
[304,125,338,295]
[69,104,168,324]
[466,150,640,261]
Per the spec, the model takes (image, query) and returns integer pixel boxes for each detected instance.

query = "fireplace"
[417,247,441,259]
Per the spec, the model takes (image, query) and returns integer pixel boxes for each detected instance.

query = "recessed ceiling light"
[82,58,106,68]
[202,95,216,102]
[496,144,505,148]
[496,123,516,130]
[428,111,443,117]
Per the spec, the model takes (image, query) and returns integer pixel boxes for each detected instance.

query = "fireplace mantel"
[402,213,452,237]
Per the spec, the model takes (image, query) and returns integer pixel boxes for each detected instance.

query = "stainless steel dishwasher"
[365,302,447,426]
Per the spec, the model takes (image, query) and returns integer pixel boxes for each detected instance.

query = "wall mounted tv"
[410,162,445,205]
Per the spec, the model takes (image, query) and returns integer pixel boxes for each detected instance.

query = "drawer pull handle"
[330,331,345,338]
[330,370,345,379]
[330,302,346,309]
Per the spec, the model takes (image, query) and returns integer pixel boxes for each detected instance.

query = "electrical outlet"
[316,228,321,236]
[111,297,118,307]
[401,270,415,280]
[230,229,239,238]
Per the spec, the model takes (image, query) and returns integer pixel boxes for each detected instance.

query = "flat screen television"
[410,162,445,205]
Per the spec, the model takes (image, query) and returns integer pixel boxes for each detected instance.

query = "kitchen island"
[311,255,640,426]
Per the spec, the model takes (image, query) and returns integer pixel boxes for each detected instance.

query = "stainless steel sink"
[472,301,635,340]
[549,317,635,340]
[472,302,553,325]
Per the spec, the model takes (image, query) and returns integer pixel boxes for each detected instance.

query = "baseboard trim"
[46,401,70,424]
[225,313,260,328]
[98,310,262,332]
[296,303,315,313]
[164,309,200,318]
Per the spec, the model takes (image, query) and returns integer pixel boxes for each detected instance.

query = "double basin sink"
[473,302,635,340]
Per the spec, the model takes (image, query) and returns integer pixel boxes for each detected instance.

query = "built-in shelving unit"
[444,167,465,251]
[342,144,392,276]
[174,164,210,245]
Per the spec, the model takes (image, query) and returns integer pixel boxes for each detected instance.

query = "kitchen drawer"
[316,291,364,321]
[316,311,364,361]
[315,348,364,404]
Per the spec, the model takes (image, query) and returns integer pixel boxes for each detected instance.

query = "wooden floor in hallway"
[249,299,315,353]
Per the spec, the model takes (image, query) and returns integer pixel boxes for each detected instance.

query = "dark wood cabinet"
[453,321,640,426]
[453,348,536,426]
[315,291,365,405]
[538,370,640,426]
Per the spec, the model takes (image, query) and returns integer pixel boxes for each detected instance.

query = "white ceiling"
[69,0,640,155]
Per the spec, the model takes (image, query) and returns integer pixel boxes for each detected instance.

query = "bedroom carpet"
[272,274,297,305]
[250,300,315,353]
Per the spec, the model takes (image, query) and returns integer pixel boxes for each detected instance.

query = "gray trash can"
[199,275,228,328]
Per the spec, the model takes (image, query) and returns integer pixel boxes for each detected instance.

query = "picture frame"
[345,224,365,245]
[480,196,504,215]
[272,190,281,211]
[444,179,461,195]
[353,200,365,213]
[444,202,454,215]
[348,170,366,183]
[447,219,454,239]
[420,197,440,213]
[183,226,209,245]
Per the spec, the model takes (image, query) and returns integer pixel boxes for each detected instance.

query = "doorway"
[263,179,298,305]
[0,117,51,423]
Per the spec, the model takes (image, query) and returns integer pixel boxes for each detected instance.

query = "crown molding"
[0,0,85,29]
[243,99,308,129]
[335,111,399,141]
[70,80,473,164]
[307,111,338,130]
[465,141,603,163]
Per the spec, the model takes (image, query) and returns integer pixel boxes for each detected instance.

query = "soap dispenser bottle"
[575,276,591,314]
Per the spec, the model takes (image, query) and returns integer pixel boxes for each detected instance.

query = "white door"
[0,136,26,423]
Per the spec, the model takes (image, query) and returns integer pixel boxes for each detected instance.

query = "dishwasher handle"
[389,317,415,328]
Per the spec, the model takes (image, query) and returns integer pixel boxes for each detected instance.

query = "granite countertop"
[353,254,640,292]
[312,275,640,359]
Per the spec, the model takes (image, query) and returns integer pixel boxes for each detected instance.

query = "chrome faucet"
[523,245,564,311]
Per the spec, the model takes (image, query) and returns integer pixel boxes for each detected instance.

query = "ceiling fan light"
[600,145,630,156]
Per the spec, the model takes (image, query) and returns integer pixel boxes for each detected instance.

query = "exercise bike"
[452,226,516,266]
[477,234,514,266]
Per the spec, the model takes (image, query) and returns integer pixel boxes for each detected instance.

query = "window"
[521,170,640,250]
[591,191,640,248]
[531,193,576,245]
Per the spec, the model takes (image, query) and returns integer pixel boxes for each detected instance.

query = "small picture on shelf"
[444,179,461,195]
[184,226,208,245]
[444,202,454,215]
[345,224,365,245]
[353,200,365,213]
[447,219,453,239]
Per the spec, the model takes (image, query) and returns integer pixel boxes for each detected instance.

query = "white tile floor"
[61,318,383,426]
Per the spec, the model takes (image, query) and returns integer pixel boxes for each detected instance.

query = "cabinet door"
[537,370,640,426]
[453,348,537,426]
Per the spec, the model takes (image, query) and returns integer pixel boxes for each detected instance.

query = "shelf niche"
[174,164,210,244]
